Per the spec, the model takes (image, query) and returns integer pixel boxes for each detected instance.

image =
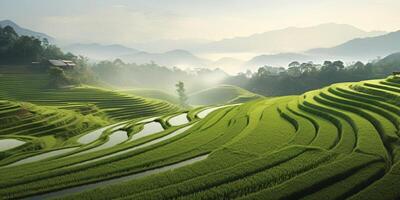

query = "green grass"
[188,85,263,105]
[0,67,399,200]
[0,69,180,121]
[120,88,180,105]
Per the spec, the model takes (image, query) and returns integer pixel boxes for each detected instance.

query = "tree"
[332,60,344,70]
[10,36,43,62]
[0,25,18,57]
[245,70,252,78]
[176,81,188,108]
[41,44,64,60]
[256,67,270,77]
[288,61,300,68]
[113,58,125,66]
[287,66,301,77]
[353,61,365,69]
[321,60,338,73]
[299,62,314,73]
[48,67,70,88]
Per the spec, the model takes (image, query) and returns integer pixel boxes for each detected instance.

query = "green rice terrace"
[187,85,263,105]
[0,68,400,199]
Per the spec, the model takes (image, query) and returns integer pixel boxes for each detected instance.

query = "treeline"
[0,25,96,87]
[92,59,228,92]
[0,25,75,63]
[225,53,400,96]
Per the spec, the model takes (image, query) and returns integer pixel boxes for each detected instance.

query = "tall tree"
[288,61,300,68]
[176,81,188,108]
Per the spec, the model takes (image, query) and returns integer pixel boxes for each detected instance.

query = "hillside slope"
[0,65,180,121]
[120,89,180,105]
[188,85,263,105]
[0,75,399,199]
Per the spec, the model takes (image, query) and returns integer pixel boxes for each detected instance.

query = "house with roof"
[48,60,76,70]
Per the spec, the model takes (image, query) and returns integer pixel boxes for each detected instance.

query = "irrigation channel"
[24,154,209,200]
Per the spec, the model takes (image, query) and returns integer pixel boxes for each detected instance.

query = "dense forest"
[0,25,74,63]
[224,53,400,96]
[0,25,96,86]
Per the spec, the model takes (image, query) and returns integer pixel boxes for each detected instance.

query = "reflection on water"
[0,139,25,151]
[129,122,164,142]
[168,113,189,126]
[7,147,78,167]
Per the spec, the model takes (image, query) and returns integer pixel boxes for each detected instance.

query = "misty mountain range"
[67,28,400,72]
[2,19,400,73]
[193,23,386,54]
[307,30,400,58]
[0,20,55,43]
[63,43,139,61]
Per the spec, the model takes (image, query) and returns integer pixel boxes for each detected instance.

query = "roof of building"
[48,60,75,67]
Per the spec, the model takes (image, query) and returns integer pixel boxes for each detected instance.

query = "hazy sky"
[1,0,399,44]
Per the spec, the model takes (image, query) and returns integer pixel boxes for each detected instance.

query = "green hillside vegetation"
[121,89,180,105]
[0,74,399,199]
[0,65,180,168]
[225,52,400,97]
[0,100,108,161]
[0,66,180,121]
[188,85,263,105]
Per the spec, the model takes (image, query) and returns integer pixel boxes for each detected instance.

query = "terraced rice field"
[188,85,263,105]
[0,72,180,121]
[0,73,400,199]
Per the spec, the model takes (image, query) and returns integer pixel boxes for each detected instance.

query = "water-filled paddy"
[7,147,78,167]
[129,122,164,142]
[168,113,189,126]
[0,139,25,151]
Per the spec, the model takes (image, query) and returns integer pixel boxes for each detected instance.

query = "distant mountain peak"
[63,43,138,60]
[307,30,400,58]
[0,19,19,27]
[0,19,55,42]
[165,49,194,55]
[198,23,387,54]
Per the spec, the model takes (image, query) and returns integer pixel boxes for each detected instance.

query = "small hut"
[48,60,76,70]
